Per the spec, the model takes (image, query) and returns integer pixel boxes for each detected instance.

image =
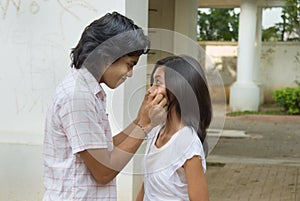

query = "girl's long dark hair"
[151,55,212,154]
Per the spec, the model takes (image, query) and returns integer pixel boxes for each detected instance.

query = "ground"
[206,115,300,201]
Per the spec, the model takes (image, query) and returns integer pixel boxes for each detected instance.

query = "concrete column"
[173,0,198,57]
[116,1,148,201]
[254,7,264,104]
[230,0,260,111]
[174,0,198,40]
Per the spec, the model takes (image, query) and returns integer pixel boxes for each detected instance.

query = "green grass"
[226,104,288,116]
[227,110,287,116]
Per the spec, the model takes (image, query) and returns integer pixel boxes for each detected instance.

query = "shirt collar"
[78,67,106,101]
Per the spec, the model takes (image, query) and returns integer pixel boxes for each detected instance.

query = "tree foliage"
[279,0,300,41]
[273,81,300,114]
[262,26,281,41]
[262,0,300,41]
[197,9,239,41]
[198,0,299,42]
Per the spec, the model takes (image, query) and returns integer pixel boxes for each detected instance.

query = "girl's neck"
[161,111,184,137]
[155,112,184,148]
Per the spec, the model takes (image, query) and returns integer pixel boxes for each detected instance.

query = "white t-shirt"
[142,125,206,201]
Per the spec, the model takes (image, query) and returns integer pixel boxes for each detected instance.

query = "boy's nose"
[126,70,133,78]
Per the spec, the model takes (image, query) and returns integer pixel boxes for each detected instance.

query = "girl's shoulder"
[173,126,207,171]
[176,126,199,143]
[175,126,205,157]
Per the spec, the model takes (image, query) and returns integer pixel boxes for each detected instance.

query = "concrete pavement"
[206,115,300,201]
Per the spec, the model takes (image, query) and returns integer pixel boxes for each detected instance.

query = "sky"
[199,7,283,29]
[262,7,283,28]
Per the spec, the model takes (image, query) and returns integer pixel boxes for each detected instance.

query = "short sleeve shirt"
[142,126,206,201]
[43,67,116,201]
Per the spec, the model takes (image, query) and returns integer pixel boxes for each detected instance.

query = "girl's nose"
[147,85,157,94]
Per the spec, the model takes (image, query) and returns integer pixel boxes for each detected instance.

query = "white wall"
[0,0,124,134]
[199,41,300,103]
[0,1,148,200]
[261,42,300,102]
[0,143,43,201]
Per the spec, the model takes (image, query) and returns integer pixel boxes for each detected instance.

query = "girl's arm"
[135,182,144,201]
[184,156,209,201]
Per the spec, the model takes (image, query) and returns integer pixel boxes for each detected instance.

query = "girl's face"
[101,55,140,88]
[149,66,167,98]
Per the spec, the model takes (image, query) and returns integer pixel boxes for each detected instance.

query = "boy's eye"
[127,63,134,69]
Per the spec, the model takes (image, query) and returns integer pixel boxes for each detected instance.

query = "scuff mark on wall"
[0,0,97,19]
[261,47,275,64]
[0,0,21,19]
[294,51,300,64]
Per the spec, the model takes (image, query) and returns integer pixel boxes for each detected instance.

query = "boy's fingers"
[158,97,168,107]
[152,93,164,104]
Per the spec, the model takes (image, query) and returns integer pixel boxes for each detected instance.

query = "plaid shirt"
[43,67,116,201]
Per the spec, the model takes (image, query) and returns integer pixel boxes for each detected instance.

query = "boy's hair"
[151,55,212,151]
[70,12,150,69]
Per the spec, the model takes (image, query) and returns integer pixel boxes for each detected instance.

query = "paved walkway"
[206,115,300,201]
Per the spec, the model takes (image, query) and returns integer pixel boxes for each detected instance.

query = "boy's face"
[101,55,140,88]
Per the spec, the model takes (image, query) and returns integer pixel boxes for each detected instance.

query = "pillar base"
[257,83,264,105]
[229,82,260,112]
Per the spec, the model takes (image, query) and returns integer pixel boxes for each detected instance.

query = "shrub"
[273,83,300,115]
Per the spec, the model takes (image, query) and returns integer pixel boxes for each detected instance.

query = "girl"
[136,55,212,201]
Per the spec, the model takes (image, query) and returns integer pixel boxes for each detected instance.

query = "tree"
[279,0,300,41]
[263,0,300,41]
[197,9,239,41]
[262,26,281,41]
[198,1,299,42]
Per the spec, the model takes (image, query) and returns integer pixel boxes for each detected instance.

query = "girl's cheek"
[147,85,166,97]
[157,86,166,96]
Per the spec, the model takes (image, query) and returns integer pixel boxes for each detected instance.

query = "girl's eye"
[155,79,161,85]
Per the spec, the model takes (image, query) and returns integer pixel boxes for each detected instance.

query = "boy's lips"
[116,75,128,87]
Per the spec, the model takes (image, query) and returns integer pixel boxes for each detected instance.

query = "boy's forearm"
[113,121,141,146]
[83,122,148,184]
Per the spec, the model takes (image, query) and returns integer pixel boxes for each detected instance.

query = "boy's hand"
[135,89,168,131]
